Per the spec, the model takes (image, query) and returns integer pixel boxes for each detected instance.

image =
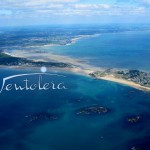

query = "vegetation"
[0,52,72,68]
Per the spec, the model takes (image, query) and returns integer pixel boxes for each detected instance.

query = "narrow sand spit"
[3,50,150,92]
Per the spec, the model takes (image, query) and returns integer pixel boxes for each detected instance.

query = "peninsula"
[0,52,71,68]
[89,69,150,91]
[0,52,150,92]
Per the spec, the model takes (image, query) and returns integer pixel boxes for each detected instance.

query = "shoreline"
[99,75,150,92]
[1,51,150,92]
[12,34,101,49]
[1,64,150,92]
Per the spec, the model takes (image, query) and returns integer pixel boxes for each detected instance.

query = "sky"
[0,0,150,26]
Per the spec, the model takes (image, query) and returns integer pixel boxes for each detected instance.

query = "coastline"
[13,34,101,49]
[1,51,150,92]
[1,64,150,92]
[6,50,103,71]
[66,68,150,92]
[99,75,150,92]
[69,34,101,45]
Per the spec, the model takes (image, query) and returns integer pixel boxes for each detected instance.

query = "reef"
[126,116,141,124]
[25,112,59,124]
[76,105,109,116]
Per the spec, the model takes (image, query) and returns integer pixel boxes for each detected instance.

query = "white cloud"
[0,1,148,18]
[73,4,111,9]
[141,0,150,4]
[0,0,79,7]
[34,4,146,17]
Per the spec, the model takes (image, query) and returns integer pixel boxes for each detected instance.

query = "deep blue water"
[0,25,150,150]
[0,68,150,150]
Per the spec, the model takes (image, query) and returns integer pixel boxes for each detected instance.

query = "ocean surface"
[40,30,150,71]
[0,25,150,150]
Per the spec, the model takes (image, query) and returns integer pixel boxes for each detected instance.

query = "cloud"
[73,4,111,9]
[140,0,150,4]
[33,4,146,17]
[117,0,150,6]
[140,0,150,5]
[0,0,79,7]
[0,0,148,18]
[23,0,79,7]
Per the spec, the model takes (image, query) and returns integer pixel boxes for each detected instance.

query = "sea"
[0,24,150,150]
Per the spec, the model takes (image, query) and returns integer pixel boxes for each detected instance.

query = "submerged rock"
[76,105,109,116]
[131,146,141,150]
[25,112,59,124]
[127,135,150,150]
[127,116,141,124]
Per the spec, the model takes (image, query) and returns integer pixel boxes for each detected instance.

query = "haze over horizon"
[0,0,150,26]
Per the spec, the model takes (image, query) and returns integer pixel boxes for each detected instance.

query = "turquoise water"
[0,68,150,150]
[41,30,150,71]
[0,29,150,150]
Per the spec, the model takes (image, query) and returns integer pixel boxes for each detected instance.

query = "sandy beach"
[2,50,150,92]
[99,75,150,92]
[7,50,103,71]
